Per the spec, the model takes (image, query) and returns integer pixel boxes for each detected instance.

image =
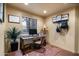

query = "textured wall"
[45,8,76,53]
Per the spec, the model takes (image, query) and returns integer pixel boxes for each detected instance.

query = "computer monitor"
[29,29,37,35]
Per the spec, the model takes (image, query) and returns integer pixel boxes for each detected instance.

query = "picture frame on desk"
[0,3,5,23]
[8,15,20,23]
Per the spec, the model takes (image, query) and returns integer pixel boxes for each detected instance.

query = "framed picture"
[52,15,61,23]
[56,15,62,21]
[52,16,57,23]
[62,14,69,21]
[8,15,20,23]
[0,3,4,23]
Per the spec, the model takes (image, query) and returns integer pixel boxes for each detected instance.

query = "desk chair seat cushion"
[35,41,41,44]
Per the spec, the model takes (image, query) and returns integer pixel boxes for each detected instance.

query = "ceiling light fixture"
[43,10,47,14]
[24,3,29,5]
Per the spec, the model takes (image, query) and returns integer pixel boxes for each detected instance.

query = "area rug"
[35,47,46,53]
[9,45,75,56]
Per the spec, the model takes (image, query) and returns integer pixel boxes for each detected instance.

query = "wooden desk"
[20,35,46,55]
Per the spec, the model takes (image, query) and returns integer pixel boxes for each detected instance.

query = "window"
[22,17,30,34]
[21,17,37,34]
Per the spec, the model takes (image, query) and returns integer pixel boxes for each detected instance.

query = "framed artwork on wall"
[52,14,69,23]
[56,15,62,21]
[8,15,20,23]
[0,3,4,23]
[62,14,69,21]
[52,16,57,23]
[52,15,61,23]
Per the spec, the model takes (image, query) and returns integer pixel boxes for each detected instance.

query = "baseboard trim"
[47,42,79,56]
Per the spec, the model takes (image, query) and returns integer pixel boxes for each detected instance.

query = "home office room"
[0,2,79,57]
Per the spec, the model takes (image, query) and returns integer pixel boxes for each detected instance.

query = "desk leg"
[21,49,26,55]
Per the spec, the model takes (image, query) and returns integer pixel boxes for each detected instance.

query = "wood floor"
[8,45,79,56]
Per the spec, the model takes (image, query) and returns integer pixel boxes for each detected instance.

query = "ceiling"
[8,3,78,17]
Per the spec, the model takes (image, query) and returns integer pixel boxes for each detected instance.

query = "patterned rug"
[25,45,61,56]
[35,47,46,53]
[8,45,75,56]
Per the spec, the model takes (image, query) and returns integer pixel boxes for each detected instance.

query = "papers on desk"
[21,34,46,40]
[21,36,34,40]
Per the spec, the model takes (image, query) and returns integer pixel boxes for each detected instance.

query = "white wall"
[0,4,7,56]
[45,8,76,53]
[0,24,5,56]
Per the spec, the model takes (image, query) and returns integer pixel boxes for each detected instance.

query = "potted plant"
[6,27,21,51]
